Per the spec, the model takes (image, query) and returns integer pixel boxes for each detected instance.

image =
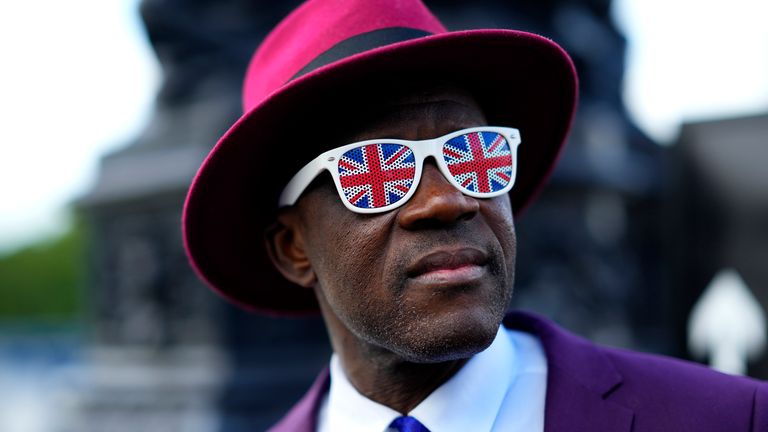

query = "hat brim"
[183,29,578,315]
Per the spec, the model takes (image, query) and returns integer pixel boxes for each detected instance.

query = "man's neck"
[338,346,470,414]
[314,289,493,414]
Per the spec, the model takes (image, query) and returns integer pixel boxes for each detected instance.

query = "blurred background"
[1,0,767,430]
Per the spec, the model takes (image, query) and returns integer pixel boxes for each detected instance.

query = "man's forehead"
[379,81,480,109]
[342,83,487,143]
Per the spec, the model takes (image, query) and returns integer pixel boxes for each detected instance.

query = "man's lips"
[406,248,488,284]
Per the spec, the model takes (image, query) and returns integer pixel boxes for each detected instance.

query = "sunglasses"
[279,126,522,214]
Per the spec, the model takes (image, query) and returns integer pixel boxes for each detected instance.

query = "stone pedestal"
[73,347,227,432]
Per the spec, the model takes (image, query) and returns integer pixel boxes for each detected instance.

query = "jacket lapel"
[505,312,635,432]
[268,367,330,432]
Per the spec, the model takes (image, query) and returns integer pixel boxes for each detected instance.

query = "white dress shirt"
[316,326,548,432]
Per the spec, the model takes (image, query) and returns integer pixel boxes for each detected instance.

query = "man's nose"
[396,162,480,228]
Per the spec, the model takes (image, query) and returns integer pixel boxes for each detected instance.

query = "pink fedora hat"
[183,0,578,315]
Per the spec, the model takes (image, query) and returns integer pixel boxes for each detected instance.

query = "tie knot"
[387,415,431,432]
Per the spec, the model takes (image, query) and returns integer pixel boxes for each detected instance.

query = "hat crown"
[242,0,446,111]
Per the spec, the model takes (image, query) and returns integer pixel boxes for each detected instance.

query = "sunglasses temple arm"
[278,156,328,207]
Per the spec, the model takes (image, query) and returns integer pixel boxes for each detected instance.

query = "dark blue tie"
[387,416,431,432]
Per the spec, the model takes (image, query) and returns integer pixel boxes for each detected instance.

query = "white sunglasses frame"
[279,126,522,214]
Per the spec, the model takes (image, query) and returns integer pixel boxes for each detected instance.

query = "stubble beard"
[338,245,514,365]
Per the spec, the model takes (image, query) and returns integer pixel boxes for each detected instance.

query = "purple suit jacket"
[269,311,768,431]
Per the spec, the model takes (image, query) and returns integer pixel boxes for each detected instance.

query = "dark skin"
[266,86,517,414]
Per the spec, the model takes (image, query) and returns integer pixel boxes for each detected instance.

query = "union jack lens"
[337,131,514,210]
[442,131,514,194]
[339,143,416,209]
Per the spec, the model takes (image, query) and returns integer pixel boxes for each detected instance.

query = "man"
[183,0,768,431]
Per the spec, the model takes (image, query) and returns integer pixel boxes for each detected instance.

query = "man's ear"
[264,209,317,288]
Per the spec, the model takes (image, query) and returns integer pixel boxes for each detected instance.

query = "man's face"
[284,87,516,363]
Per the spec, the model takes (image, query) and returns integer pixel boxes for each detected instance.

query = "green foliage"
[0,216,85,319]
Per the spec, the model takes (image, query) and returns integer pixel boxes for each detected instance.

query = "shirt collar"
[324,326,516,432]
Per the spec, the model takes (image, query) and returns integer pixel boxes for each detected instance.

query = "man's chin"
[389,312,502,363]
